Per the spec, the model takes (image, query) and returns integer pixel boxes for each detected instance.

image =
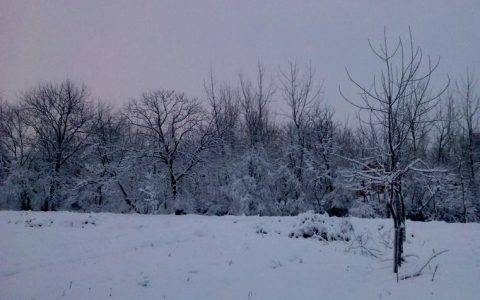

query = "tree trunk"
[168,171,178,211]
[388,186,403,274]
[117,181,138,213]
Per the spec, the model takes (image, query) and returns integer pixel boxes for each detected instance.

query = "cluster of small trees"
[1,32,479,226]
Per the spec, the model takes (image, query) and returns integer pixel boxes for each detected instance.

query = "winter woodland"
[1,32,479,226]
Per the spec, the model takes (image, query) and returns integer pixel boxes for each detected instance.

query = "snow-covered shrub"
[225,149,278,216]
[288,211,354,242]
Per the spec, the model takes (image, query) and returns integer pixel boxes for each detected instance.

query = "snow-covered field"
[1,211,479,300]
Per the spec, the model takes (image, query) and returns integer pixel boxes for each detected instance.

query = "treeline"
[1,33,479,222]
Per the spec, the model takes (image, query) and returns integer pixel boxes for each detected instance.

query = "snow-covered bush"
[288,211,354,242]
[224,148,280,216]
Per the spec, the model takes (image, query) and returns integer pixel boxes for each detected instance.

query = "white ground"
[1,211,479,300]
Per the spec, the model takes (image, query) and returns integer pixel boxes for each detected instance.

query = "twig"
[431,264,438,282]
[400,249,448,280]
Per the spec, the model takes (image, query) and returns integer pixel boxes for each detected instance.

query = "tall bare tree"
[457,71,480,180]
[204,72,240,150]
[278,61,323,183]
[239,63,275,148]
[456,71,480,219]
[22,80,93,210]
[341,29,449,275]
[126,89,212,211]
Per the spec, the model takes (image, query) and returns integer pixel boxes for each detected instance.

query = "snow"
[1,211,479,300]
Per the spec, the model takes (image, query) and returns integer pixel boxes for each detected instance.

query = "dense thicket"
[1,39,479,223]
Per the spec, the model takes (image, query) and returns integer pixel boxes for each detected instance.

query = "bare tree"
[340,29,449,275]
[126,89,212,211]
[83,103,139,212]
[456,71,480,180]
[455,71,480,219]
[204,72,240,150]
[278,61,323,183]
[22,80,93,210]
[239,63,275,148]
[0,101,34,209]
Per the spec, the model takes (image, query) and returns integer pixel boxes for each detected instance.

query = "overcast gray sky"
[1,0,479,118]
